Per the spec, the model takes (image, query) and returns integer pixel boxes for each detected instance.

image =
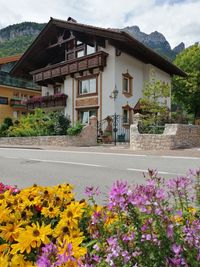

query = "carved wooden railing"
[31,51,108,83]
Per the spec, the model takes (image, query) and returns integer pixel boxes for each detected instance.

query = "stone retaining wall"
[0,116,97,147]
[130,123,200,150]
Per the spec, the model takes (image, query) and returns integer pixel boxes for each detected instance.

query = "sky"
[0,0,199,48]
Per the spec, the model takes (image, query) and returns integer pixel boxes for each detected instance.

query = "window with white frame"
[78,109,97,124]
[79,78,97,95]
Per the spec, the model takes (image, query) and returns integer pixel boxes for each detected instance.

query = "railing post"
[114,113,117,146]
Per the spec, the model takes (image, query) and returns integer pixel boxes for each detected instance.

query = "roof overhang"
[11,17,187,78]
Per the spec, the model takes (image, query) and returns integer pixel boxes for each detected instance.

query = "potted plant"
[102,130,112,143]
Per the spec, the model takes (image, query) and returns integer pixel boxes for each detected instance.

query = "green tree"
[172,44,200,121]
[140,72,170,132]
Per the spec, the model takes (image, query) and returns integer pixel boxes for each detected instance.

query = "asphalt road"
[0,147,200,203]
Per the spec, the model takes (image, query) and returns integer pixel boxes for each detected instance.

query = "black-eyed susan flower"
[11,222,52,254]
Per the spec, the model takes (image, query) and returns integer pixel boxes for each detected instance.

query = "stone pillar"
[89,116,97,128]
[133,113,141,125]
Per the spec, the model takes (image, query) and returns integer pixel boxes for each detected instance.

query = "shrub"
[7,109,71,137]
[67,122,83,136]
[49,112,71,135]
[0,117,13,137]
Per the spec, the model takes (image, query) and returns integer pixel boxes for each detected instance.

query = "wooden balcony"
[26,94,68,110]
[10,98,27,109]
[31,51,108,84]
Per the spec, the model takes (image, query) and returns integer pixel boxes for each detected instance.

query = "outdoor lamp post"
[109,85,118,101]
[109,85,119,146]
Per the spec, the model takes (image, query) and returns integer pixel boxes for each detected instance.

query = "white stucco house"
[11,17,186,138]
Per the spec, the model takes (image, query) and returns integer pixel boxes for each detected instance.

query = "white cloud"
[0,0,199,47]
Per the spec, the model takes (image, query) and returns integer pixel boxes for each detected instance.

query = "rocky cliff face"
[0,21,185,60]
[173,42,185,54]
[0,22,45,43]
[123,26,185,61]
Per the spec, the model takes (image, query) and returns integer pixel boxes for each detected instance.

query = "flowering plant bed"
[0,169,200,266]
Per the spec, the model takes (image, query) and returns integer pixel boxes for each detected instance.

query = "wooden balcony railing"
[26,94,68,110]
[31,51,108,83]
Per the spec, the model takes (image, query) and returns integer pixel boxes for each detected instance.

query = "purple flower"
[172,244,182,255]
[37,242,58,267]
[85,186,101,198]
[108,180,128,210]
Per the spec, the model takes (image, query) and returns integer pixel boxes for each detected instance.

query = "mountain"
[123,26,185,61]
[0,22,45,57]
[0,21,185,61]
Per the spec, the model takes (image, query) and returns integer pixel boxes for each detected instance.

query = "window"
[76,40,83,46]
[123,77,129,93]
[123,109,129,124]
[76,50,84,58]
[79,78,97,95]
[122,73,133,96]
[87,45,95,55]
[79,109,97,124]
[0,96,8,105]
[54,86,61,94]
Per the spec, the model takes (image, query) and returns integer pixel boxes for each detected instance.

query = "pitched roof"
[11,17,186,77]
[0,54,22,65]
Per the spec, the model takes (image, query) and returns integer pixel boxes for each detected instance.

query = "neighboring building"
[0,55,41,122]
[11,17,186,128]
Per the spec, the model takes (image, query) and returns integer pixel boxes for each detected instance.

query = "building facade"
[0,55,41,122]
[11,17,186,129]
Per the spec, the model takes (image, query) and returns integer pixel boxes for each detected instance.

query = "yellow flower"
[57,235,87,265]
[0,205,11,222]
[54,184,74,203]
[10,254,30,267]
[104,210,118,227]
[11,222,52,254]
[53,219,84,240]
[0,222,22,242]
[0,244,9,255]
[188,206,197,215]
[173,215,183,224]
[41,205,60,218]
[0,254,9,267]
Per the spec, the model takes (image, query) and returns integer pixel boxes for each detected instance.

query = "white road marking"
[162,155,200,160]
[3,156,18,159]
[127,168,184,176]
[4,156,106,168]
[29,158,106,168]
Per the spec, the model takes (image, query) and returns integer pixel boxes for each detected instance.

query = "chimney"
[67,17,77,23]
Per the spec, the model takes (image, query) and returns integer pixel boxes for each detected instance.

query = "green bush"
[7,109,71,137]
[67,122,83,136]
[49,112,71,135]
[0,117,13,137]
